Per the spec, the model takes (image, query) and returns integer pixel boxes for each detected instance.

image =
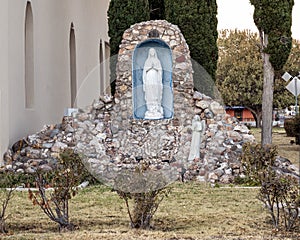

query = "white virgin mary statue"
[188,115,205,161]
[143,48,164,119]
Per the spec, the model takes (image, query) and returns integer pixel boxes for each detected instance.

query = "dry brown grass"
[250,127,300,168]
[1,182,300,240]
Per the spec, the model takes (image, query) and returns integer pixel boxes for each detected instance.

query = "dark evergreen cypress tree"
[149,0,165,19]
[250,0,294,145]
[107,0,150,95]
[165,0,218,93]
[250,0,293,71]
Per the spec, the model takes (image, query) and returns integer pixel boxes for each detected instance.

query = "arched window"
[25,1,34,108]
[69,23,77,107]
[99,40,104,94]
[104,42,110,91]
[99,41,110,94]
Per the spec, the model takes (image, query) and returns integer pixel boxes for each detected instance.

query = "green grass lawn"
[1,183,300,240]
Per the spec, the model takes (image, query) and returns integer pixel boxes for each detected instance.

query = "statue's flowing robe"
[143,48,163,114]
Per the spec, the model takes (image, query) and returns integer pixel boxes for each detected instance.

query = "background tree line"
[216,29,300,127]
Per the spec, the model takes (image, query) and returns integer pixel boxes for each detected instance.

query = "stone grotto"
[1,20,299,192]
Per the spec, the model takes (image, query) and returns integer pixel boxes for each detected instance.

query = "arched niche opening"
[99,40,104,93]
[132,39,173,119]
[99,40,111,95]
[69,23,77,107]
[24,1,34,109]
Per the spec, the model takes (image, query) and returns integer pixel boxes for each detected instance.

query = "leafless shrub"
[117,187,170,229]
[0,182,14,233]
[0,171,25,234]
[241,143,300,231]
[28,149,87,231]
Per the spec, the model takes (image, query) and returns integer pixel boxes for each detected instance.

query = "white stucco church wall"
[0,0,110,164]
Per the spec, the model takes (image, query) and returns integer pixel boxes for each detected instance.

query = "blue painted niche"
[132,39,173,119]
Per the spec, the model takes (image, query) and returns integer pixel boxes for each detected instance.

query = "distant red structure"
[226,106,255,125]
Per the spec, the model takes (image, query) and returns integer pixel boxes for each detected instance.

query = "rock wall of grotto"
[2,20,260,186]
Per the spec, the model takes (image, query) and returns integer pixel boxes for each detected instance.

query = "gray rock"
[93,100,105,110]
[25,167,36,174]
[210,101,225,115]
[50,129,60,138]
[227,131,243,142]
[38,164,53,172]
[51,142,68,152]
[196,100,209,109]
[204,109,214,119]
[220,174,233,184]
[27,149,41,158]
[42,142,54,149]
[64,125,75,133]
[16,168,25,174]
[193,91,203,100]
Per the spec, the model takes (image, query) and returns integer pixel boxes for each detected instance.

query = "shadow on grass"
[73,217,130,230]
[153,216,205,232]
[7,217,130,234]
[7,221,58,233]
